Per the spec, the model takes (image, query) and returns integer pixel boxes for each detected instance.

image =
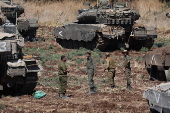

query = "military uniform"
[86,57,96,94]
[124,55,131,89]
[105,57,116,88]
[58,60,68,95]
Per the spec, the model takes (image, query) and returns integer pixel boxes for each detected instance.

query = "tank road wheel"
[19,72,38,94]
[85,41,92,50]
[73,40,79,49]
[61,39,67,48]
[67,40,73,49]
[5,72,38,95]
[143,38,154,49]
[79,41,85,48]
[149,65,166,81]
[129,39,143,50]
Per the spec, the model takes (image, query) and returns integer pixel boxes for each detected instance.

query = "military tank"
[143,82,170,113]
[144,46,170,81]
[53,0,157,51]
[0,12,42,95]
[0,32,42,94]
[143,13,170,113]
[0,0,38,41]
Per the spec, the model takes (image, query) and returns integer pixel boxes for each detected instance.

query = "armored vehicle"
[0,14,42,94]
[53,0,157,51]
[0,0,38,41]
[0,32,42,94]
[144,45,170,81]
[143,82,170,113]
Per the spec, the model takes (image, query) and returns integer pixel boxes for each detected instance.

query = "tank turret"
[0,1,24,20]
[54,0,157,51]
[0,0,38,41]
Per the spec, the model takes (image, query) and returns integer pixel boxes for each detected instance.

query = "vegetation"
[12,0,170,29]
[0,104,5,110]
[140,47,149,53]
[153,38,170,48]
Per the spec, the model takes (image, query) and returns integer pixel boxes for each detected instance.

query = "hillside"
[13,0,170,30]
[0,0,170,112]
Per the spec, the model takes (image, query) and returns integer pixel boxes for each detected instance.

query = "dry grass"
[13,0,170,29]
[132,0,170,30]
[14,0,88,26]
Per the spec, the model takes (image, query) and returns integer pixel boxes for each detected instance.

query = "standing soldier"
[104,53,116,89]
[57,55,70,98]
[122,50,131,90]
[86,52,97,95]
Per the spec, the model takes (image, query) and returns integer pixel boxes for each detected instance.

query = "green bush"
[120,47,125,51]
[48,44,53,49]
[75,58,84,64]
[93,49,102,58]
[136,56,143,62]
[140,47,149,53]
[0,104,5,110]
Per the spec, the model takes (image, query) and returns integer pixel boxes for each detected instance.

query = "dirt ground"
[0,27,168,113]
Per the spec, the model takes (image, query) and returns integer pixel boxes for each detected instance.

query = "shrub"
[140,47,149,53]
[136,56,143,62]
[0,104,5,110]
[48,44,53,49]
[75,58,84,64]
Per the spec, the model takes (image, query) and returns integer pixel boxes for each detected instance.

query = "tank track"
[19,72,38,94]
[56,35,109,51]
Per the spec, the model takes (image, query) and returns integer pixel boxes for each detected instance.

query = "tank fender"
[24,59,43,73]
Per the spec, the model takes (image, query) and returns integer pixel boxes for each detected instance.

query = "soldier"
[104,53,116,89]
[86,52,97,95]
[122,50,131,90]
[57,55,70,98]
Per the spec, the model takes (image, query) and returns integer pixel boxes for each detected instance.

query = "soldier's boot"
[88,87,97,95]
[62,93,69,98]
[93,87,98,92]
[127,84,131,90]
[111,85,115,89]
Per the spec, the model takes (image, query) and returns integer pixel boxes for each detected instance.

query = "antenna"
[15,12,18,39]
[11,0,13,5]
[97,0,99,7]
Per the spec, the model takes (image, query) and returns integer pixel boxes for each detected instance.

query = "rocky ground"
[0,27,169,113]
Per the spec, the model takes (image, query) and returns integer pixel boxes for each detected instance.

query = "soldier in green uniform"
[86,52,97,95]
[122,50,131,90]
[57,55,70,98]
[104,53,116,89]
